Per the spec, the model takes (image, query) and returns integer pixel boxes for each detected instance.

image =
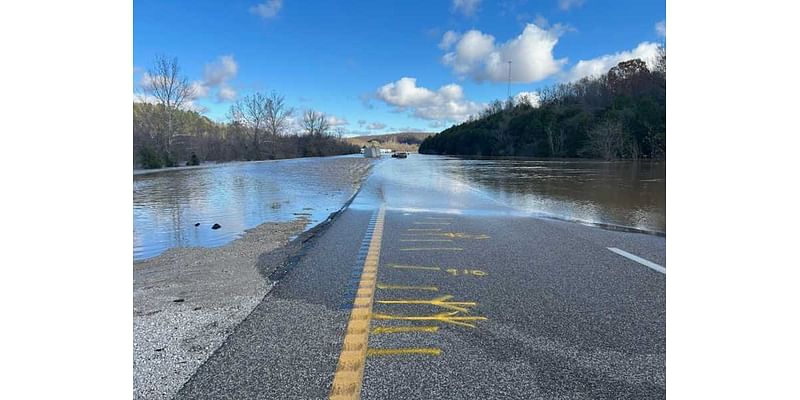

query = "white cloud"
[514,91,541,107]
[199,55,239,102]
[558,0,584,11]
[452,0,481,16]
[139,72,156,90]
[203,55,238,87]
[367,122,386,130]
[534,14,549,29]
[439,30,460,50]
[190,81,209,99]
[655,20,666,38]
[565,41,661,81]
[138,75,209,104]
[442,23,567,83]
[216,85,237,102]
[376,77,485,122]
[327,115,349,127]
[139,55,239,107]
[250,0,283,19]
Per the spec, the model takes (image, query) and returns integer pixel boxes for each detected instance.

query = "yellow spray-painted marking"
[440,232,490,240]
[401,232,491,240]
[400,247,463,251]
[376,283,439,291]
[406,228,442,231]
[366,347,442,357]
[329,206,385,400]
[372,311,488,328]
[400,239,453,242]
[386,264,487,277]
[376,295,477,313]
[445,268,488,276]
[371,326,439,334]
[388,264,441,271]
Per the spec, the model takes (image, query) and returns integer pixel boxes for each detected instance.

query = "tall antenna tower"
[506,60,512,99]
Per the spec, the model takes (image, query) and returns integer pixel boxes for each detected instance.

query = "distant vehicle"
[392,152,408,159]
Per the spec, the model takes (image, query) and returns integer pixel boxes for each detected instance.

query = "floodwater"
[351,154,665,234]
[134,154,664,260]
[133,156,369,260]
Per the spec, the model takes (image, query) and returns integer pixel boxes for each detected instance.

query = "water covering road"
[133,156,370,260]
[174,153,666,399]
[134,154,664,260]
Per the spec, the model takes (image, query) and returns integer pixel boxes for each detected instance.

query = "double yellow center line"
[329,207,385,400]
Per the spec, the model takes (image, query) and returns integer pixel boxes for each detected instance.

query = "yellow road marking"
[366,347,442,357]
[388,264,441,271]
[400,247,463,251]
[330,206,385,400]
[376,283,439,291]
[371,326,439,334]
[372,311,488,328]
[376,295,477,313]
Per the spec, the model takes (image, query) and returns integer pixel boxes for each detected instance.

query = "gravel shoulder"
[133,157,374,400]
[133,218,309,400]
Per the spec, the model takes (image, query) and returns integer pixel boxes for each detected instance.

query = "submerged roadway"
[175,154,666,400]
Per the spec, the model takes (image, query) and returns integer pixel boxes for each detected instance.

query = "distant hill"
[346,132,434,152]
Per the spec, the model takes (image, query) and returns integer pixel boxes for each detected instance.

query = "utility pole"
[507,60,512,99]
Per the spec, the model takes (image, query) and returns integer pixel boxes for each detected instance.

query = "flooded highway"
[134,154,663,260]
[175,152,666,400]
[133,156,371,260]
[353,154,665,233]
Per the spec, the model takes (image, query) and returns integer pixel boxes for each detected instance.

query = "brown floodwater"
[441,157,665,233]
[134,154,665,261]
[351,155,665,234]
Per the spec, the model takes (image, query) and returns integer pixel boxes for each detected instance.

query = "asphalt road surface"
[175,154,666,399]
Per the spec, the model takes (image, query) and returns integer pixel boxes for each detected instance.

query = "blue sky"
[134,0,665,135]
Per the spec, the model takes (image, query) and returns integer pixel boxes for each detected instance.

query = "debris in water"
[211,223,221,230]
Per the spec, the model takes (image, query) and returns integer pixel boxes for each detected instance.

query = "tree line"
[134,55,359,169]
[419,47,666,160]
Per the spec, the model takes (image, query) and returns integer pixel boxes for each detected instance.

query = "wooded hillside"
[419,48,666,160]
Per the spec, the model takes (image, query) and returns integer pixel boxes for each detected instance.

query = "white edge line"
[607,247,666,274]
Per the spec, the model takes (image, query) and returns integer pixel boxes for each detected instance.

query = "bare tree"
[587,117,627,160]
[229,92,269,159]
[264,91,294,137]
[141,55,196,153]
[302,109,330,136]
[655,46,666,77]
